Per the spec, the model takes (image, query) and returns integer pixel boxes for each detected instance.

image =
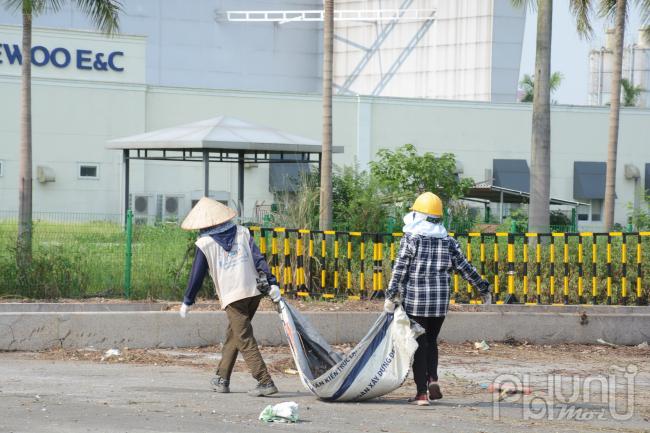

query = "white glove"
[179,303,190,318]
[384,299,397,313]
[268,285,281,303]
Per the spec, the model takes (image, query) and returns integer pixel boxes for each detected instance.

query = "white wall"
[0,26,147,217]
[0,23,647,229]
[0,1,322,93]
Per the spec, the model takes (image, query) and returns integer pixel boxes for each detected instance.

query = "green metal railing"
[2,211,649,305]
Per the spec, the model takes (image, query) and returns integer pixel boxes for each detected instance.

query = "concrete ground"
[1,342,649,433]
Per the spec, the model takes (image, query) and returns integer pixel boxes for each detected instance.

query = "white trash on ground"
[277,299,423,402]
[259,401,299,423]
[101,348,121,361]
[596,338,617,347]
[474,340,490,351]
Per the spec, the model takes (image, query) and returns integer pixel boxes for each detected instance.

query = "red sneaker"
[408,393,430,406]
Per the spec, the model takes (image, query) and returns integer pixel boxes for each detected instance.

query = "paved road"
[1,352,649,433]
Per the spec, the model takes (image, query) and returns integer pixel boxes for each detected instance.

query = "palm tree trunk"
[603,0,626,231]
[319,0,334,230]
[528,0,552,233]
[17,7,33,266]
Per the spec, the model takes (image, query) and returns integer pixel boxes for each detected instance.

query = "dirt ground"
[0,296,387,311]
[4,340,649,432]
[21,340,650,417]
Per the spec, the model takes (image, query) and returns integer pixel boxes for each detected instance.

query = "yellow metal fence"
[250,227,650,305]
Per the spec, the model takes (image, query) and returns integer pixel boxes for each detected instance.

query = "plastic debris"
[259,401,299,423]
[485,383,532,394]
[284,368,298,375]
[474,340,490,351]
[101,348,121,361]
[596,338,617,347]
[483,383,532,401]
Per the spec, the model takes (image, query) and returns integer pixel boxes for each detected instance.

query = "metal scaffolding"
[217,7,437,97]
[217,9,436,24]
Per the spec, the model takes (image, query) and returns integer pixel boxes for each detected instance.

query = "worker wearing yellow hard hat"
[385,192,492,406]
[411,191,444,217]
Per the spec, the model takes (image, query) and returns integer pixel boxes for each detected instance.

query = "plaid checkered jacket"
[386,233,488,317]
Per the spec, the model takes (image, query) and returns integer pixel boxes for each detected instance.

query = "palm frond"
[550,71,564,92]
[569,0,594,38]
[598,0,629,20]
[620,77,644,106]
[519,74,535,102]
[510,0,536,11]
[4,0,65,15]
[637,0,650,41]
[71,0,122,34]
[598,0,617,18]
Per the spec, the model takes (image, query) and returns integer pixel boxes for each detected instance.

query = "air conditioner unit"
[130,194,151,224]
[163,195,184,221]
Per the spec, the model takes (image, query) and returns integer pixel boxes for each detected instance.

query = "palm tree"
[602,0,627,230]
[510,0,604,233]
[319,0,333,230]
[620,78,644,106]
[519,71,564,102]
[598,1,650,230]
[5,0,121,266]
[511,0,553,233]
[527,0,553,234]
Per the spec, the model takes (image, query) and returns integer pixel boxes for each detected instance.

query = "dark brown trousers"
[216,295,272,384]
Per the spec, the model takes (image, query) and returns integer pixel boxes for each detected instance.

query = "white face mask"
[402,211,448,238]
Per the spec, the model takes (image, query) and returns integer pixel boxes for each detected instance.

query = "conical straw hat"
[181,197,237,230]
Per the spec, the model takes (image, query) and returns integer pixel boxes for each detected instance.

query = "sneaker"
[211,375,230,393]
[428,381,443,401]
[248,381,278,397]
[408,393,430,406]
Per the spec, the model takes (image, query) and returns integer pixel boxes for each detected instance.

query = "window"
[78,163,99,179]
[0,160,4,177]
[577,201,602,222]
[577,204,589,221]
[591,199,602,222]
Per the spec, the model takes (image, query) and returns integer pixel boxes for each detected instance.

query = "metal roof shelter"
[466,180,588,223]
[107,115,343,223]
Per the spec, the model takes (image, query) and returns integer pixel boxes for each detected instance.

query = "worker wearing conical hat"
[179,197,280,397]
[384,192,492,406]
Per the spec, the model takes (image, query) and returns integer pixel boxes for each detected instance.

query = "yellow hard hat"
[411,192,443,217]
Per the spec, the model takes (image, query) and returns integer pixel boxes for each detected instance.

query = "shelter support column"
[203,150,209,197]
[123,149,130,226]
[238,151,245,216]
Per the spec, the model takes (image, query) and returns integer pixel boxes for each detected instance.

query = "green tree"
[369,144,473,208]
[331,165,388,232]
[5,0,122,267]
[620,78,644,106]
[628,194,650,230]
[519,71,564,102]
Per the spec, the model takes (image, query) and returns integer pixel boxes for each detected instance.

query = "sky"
[519,3,644,105]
